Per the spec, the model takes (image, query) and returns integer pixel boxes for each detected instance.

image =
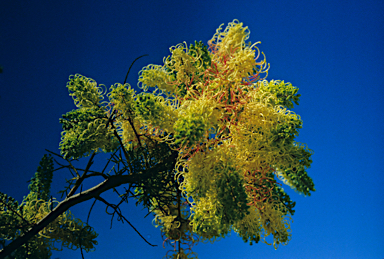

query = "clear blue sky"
[1,0,383,258]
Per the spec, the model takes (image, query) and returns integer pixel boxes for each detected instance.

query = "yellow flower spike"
[209,19,250,55]
[258,202,292,249]
[165,43,197,84]
[233,206,262,245]
[207,20,269,85]
[226,47,257,79]
[138,64,175,95]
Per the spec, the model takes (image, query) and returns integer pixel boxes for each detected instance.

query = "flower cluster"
[136,19,314,249]
[56,19,315,257]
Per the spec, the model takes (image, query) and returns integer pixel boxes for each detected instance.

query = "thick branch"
[0,166,164,259]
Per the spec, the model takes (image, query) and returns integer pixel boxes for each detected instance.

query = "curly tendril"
[66,74,105,109]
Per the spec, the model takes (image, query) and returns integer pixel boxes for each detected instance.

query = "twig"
[87,199,97,225]
[124,54,148,85]
[95,196,157,247]
[67,152,96,197]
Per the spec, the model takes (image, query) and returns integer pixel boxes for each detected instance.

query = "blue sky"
[1,0,383,258]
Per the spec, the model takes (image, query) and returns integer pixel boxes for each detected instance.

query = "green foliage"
[133,93,164,122]
[280,146,315,196]
[4,235,52,259]
[108,83,136,116]
[216,167,250,225]
[188,40,212,71]
[272,186,296,216]
[174,116,206,148]
[271,117,302,148]
[59,107,119,159]
[0,155,98,258]
[163,41,212,98]
[26,154,54,202]
[234,210,262,246]
[66,74,103,109]
[284,167,315,196]
[0,193,21,242]
[130,141,179,209]
[258,80,301,109]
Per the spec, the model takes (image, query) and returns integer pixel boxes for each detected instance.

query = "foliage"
[0,155,98,258]
[1,20,314,259]
[59,107,119,159]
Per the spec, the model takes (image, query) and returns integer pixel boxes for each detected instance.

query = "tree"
[0,20,314,258]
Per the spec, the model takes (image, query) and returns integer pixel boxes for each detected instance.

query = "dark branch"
[87,199,97,225]
[67,152,96,197]
[124,54,148,85]
[0,155,176,259]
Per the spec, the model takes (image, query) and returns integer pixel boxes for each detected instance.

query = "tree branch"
[0,161,171,259]
[66,152,96,197]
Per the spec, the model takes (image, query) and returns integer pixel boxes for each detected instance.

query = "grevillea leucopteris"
[57,19,315,258]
